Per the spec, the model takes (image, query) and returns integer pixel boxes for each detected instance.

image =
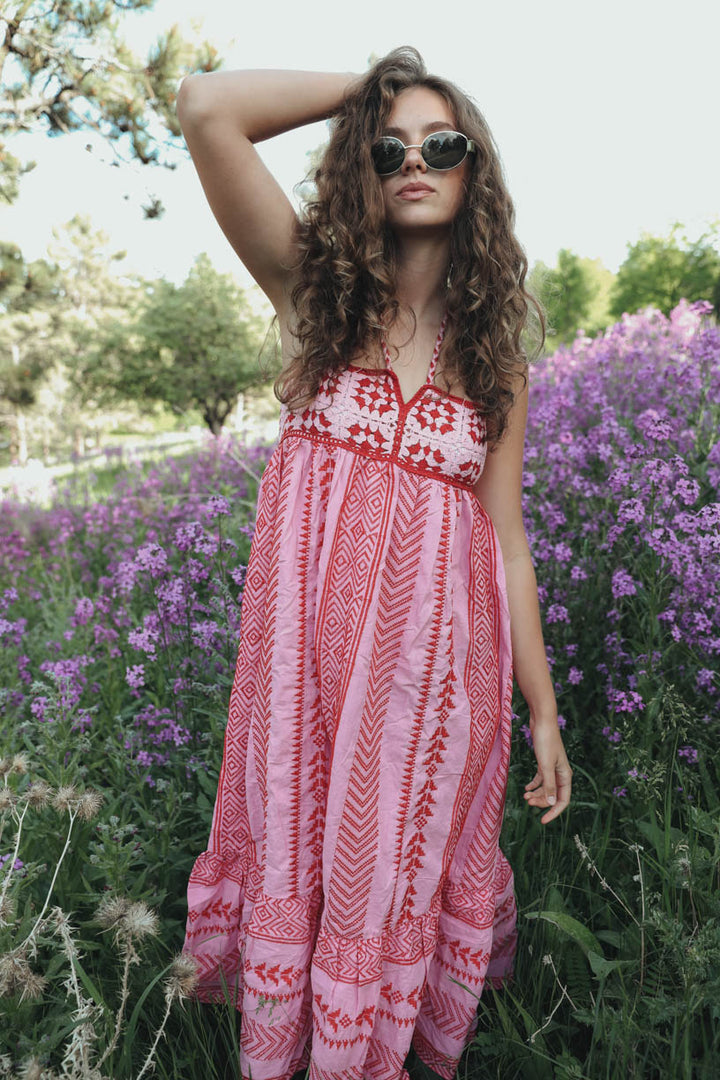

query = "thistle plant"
[0,755,199,1077]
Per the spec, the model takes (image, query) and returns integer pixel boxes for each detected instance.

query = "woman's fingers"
[533,763,572,824]
[523,726,573,823]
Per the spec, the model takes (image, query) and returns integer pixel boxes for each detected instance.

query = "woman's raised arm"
[176,69,359,310]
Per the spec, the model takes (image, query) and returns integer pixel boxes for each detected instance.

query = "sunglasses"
[371,130,476,176]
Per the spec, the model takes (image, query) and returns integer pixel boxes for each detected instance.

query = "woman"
[178,47,571,1080]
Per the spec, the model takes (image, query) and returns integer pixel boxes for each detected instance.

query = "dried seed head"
[77,788,103,822]
[19,969,48,1003]
[0,786,16,813]
[24,780,52,809]
[52,785,79,814]
[17,1058,46,1080]
[124,901,159,940]
[0,759,11,780]
[0,949,32,997]
[573,834,590,861]
[0,893,16,925]
[51,906,73,932]
[162,954,197,1002]
[50,907,79,957]
[95,895,130,929]
[10,754,30,776]
[164,952,199,1004]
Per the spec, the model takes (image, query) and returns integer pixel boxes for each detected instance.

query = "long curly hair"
[275,46,544,449]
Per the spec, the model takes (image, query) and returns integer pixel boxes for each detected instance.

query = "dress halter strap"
[427,312,448,384]
[381,312,448,386]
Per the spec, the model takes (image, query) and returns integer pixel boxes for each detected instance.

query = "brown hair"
[275,46,544,448]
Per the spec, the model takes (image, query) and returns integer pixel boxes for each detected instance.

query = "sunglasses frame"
[371,130,476,176]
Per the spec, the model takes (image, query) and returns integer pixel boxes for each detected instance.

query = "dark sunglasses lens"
[371,138,405,175]
[423,132,467,169]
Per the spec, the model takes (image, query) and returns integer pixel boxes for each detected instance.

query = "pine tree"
[0,1,220,208]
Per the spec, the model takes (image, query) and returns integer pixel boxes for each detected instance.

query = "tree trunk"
[42,416,51,462]
[232,392,245,431]
[73,425,85,457]
[203,400,233,436]
[14,407,28,466]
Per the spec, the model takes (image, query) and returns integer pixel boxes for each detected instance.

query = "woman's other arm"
[176,69,359,309]
[473,370,572,824]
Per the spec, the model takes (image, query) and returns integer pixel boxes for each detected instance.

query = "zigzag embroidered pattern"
[183,337,517,1079]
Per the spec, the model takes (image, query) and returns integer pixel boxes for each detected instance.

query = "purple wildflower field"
[517,300,719,797]
[0,439,273,788]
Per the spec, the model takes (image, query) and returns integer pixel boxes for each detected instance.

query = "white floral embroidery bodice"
[280,317,487,490]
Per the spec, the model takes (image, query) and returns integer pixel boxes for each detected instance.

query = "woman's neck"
[391,233,450,328]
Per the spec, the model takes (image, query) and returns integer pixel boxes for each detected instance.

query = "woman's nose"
[402,146,426,172]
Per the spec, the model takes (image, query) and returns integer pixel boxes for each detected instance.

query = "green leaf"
[525,910,604,959]
[119,958,175,1073]
[587,951,633,979]
[72,952,109,1014]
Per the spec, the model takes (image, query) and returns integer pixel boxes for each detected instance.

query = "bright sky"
[2,0,719,291]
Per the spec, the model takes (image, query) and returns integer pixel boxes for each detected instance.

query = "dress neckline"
[380,313,448,407]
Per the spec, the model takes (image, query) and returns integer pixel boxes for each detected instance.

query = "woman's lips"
[397,188,434,200]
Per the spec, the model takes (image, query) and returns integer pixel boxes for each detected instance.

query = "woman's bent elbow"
[176,73,211,129]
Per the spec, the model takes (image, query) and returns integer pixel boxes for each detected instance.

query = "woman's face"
[378,86,469,234]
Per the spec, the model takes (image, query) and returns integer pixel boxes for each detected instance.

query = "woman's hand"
[523,716,572,824]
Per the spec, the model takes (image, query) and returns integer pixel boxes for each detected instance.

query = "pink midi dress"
[184,318,517,1080]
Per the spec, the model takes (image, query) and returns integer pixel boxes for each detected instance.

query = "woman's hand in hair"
[176,69,359,310]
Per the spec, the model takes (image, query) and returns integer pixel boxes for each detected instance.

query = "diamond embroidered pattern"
[184,315,516,1080]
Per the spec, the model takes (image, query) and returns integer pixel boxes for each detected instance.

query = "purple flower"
[678,745,699,764]
[205,494,231,518]
[174,521,218,557]
[17,654,32,685]
[673,478,699,506]
[637,410,673,442]
[230,565,247,589]
[30,696,50,722]
[0,586,19,612]
[71,708,93,733]
[128,627,158,659]
[135,543,169,577]
[191,620,219,654]
[126,664,146,691]
[546,604,570,625]
[608,688,645,714]
[608,466,632,495]
[611,568,639,599]
[617,498,645,526]
[553,542,573,564]
[73,597,94,625]
[568,667,584,685]
[115,560,138,594]
[641,458,672,485]
[0,854,24,872]
[695,668,716,692]
[613,786,628,798]
[602,726,622,744]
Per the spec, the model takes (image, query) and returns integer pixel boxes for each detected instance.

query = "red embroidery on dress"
[183,326,517,1079]
[280,364,486,492]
